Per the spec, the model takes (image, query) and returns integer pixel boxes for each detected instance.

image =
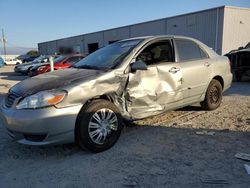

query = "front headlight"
[16,90,66,109]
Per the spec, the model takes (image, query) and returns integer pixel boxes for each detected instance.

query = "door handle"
[204,62,211,67]
[169,67,180,73]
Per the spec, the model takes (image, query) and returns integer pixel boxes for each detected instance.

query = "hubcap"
[208,85,220,104]
[88,108,118,145]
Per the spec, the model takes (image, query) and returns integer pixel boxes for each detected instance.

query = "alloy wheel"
[88,108,118,145]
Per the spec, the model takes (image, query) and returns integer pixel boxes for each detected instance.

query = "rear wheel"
[76,100,123,152]
[201,79,222,110]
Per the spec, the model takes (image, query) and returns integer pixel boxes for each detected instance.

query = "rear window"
[175,39,208,62]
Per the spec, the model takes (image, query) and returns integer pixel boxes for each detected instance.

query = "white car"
[4,58,22,65]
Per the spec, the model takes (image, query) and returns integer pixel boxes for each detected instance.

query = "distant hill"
[0,46,38,55]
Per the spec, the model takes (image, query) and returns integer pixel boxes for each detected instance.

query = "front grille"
[5,91,20,108]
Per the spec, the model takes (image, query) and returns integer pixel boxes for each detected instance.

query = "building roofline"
[224,5,250,11]
[38,5,249,45]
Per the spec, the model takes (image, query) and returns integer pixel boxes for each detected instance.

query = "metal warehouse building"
[38,6,250,55]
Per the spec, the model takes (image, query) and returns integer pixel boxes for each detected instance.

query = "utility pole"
[1,29,7,61]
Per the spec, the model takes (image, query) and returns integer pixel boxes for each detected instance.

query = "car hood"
[16,61,39,68]
[32,62,50,69]
[10,68,104,96]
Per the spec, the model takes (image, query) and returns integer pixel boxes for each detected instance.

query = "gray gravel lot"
[0,66,250,187]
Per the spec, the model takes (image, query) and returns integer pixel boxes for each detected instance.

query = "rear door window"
[175,39,208,62]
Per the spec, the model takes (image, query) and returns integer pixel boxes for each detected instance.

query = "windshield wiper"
[74,65,109,70]
[75,65,99,69]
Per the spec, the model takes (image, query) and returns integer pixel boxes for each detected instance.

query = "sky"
[0,0,250,52]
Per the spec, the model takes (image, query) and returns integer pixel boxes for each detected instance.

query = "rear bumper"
[0,104,82,145]
[223,73,233,92]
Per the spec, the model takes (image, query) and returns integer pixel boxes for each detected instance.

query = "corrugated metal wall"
[222,7,250,55]
[130,20,166,37]
[166,8,221,53]
[103,27,130,45]
[38,6,250,56]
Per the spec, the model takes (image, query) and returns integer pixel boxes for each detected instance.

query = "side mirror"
[130,60,147,72]
[238,46,244,50]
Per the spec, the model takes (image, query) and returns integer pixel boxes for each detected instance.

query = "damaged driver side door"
[125,40,183,119]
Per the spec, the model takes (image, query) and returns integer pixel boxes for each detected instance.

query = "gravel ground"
[0,66,250,187]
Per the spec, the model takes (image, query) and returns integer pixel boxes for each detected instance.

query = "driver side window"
[136,40,173,66]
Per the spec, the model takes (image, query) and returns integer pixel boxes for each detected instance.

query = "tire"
[76,99,123,153]
[27,69,33,77]
[26,67,32,75]
[234,71,242,82]
[200,79,222,110]
[28,70,34,77]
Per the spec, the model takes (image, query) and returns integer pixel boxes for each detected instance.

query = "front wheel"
[200,79,222,110]
[26,67,32,75]
[76,99,123,152]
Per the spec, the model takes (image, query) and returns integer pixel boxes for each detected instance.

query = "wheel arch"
[212,75,224,89]
[74,94,115,141]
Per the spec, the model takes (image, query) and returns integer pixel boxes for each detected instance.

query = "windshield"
[245,42,250,49]
[73,40,142,70]
[31,55,45,63]
[53,56,66,64]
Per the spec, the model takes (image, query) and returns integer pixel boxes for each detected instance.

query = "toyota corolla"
[0,36,232,152]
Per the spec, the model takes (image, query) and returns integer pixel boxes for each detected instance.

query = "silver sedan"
[0,35,232,152]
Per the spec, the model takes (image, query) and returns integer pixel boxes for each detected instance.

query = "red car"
[32,54,84,75]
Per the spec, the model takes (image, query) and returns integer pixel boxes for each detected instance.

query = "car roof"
[120,35,218,58]
[120,35,199,42]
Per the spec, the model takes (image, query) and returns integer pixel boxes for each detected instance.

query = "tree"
[26,50,39,57]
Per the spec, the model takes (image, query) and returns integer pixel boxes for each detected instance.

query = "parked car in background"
[19,55,39,63]
[225,41,250,81]
[14,55,56,75]
[0,36,232,152]
[0,57,5,67]
[30,54,84,76]
[4,57,22,65]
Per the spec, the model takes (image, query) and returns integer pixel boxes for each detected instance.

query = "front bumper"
[0,104,82,145]
[14,67,28,74]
